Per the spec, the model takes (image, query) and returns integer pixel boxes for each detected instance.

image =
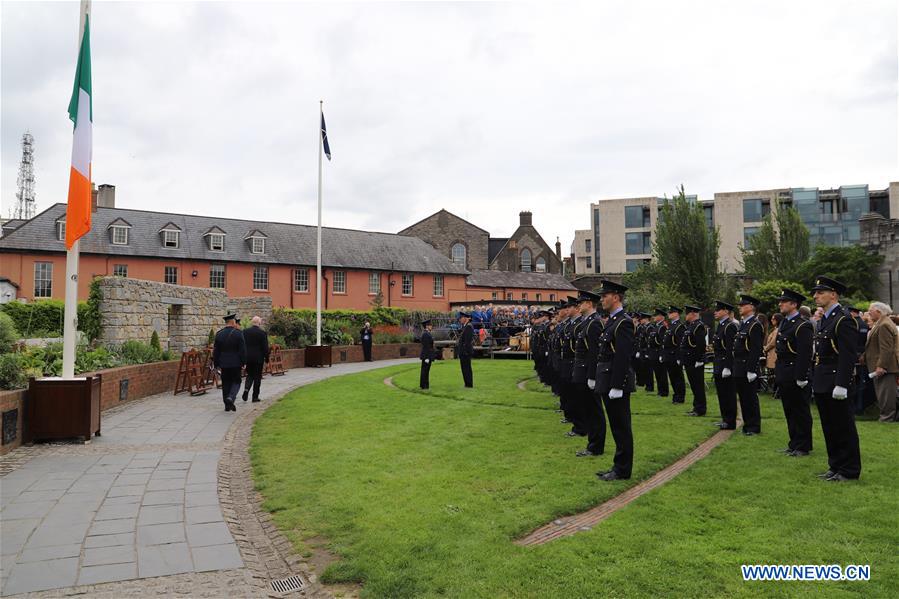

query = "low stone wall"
[0,343,417,456]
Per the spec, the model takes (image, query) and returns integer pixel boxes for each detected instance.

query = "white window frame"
[451,243,466,265]
[210,264,226,289]
[492,292,498,300]
[506,292,513,300]
[402,274,413,296]
[251,237,265,254]
[549,294,556,301]
[520,248,532,272]
[164,266,178,285]
[111,226,129,245]
[209,234,225,252]
[33,262,52,298]
[163,230,179,248]
[333,271,347,294]
[56,221,66,242]
[294,268,309,293]
[522,292,528,300]
[535,257,546,273]
[253,265,269,291]
[536,293,542,302]
[433,274,444,297]
[368,272,380,295]
[113,264,128,277]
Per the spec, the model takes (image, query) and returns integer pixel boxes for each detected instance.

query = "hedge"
[0,278,102,340]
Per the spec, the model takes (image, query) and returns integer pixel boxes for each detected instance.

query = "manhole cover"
[270,575,305,595]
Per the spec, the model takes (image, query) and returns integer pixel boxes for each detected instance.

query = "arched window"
[520,248,532,272]
[535,256,546,272]
[451,243,466,266]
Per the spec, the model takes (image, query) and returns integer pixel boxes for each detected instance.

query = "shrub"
[0,352,31,390]
[115,340,163,365]
[207,328,215,347]
[0,299,97,339]
[0,312,20,353]
[150,330,161,352]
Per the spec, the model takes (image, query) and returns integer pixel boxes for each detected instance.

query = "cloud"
[2,0,896,250]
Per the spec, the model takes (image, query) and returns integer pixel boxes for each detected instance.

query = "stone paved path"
[0,359,415,597]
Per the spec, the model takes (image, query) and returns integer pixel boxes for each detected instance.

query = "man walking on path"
[242,315,270,403]
[214,314,246,412]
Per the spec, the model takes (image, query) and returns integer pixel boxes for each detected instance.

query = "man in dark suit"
[360,321,374,362]
[681,305,708,417]
[594,280,635,481]
[241,316,270,403]
[711,300,738,430]
[733,295,764,435]
[774,289,814,456]
[457,311,474,388]
[810,276,861,481]
[662,307,687,404]
[649,309,669,397]
[213,314,246,412]
[419,319,435,389]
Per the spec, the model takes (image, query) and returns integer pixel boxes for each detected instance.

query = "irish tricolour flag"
[65,15,92,249]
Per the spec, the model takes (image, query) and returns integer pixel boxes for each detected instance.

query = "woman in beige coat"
[864,302,899,422]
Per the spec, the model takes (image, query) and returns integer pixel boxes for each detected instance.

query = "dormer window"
[209,234,225,251]
[163,230,179,248]
[251,237,265,254]
[56,219,66,242]
[107,218,132,245]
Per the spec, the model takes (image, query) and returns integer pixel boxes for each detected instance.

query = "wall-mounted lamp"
[191,270,198,277]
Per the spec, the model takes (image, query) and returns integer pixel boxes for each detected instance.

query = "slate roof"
[0,204,469,275]
[465,269,576,290]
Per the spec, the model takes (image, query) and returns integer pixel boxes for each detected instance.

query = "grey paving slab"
[16,543,81,563]
[0,499,56,520]
[95,501,141,520]
[3,557,79,595]
[142,489,184,506]
[137,542,193,578]
[192,543,243,572]
[27,520,91,547]
[146,478,186,491]
[186,505,223,524]
[77,561,138,585]
[137,522,186,546]
[83,544,136,566]
[108,484,146,497]
[138,504,183,525]
[186,522,233,548]
[185,491,219,507]
[84,532,135,548]
[88,517,136,536]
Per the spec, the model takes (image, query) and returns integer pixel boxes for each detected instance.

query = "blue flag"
[321,113,331,161]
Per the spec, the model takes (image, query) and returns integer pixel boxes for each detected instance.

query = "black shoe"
[242,394,248,402]
[657,393,669,398]
[827,473,853,482]
[686,410,704,416]
[742,430,757,436]
[576,449,602,457]
[672,400,685,404]
[789,450,809,457]
[712,421,725,427]
[597,470,629,481]
[778,447,793,454]
[817,470,835,479]
[251,398,261,403]
[560,419,571,424]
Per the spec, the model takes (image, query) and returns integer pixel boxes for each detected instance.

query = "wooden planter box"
[305,345,332,367]
[25,375,102,443]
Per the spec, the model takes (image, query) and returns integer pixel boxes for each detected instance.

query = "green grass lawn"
[251,360,899,598]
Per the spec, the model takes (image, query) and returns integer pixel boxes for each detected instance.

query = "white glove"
[587,379,595,390]
[609,388,623,399]
[722,368,731,378]
[832,386,848,400]
[694,361,703,368]
[635,352,640,358]
[424,359,429,364]
[747,372,757,383]
[676,360,681,366]
[796,380,808,389]
[545,351,549,357]
[659,357,664,363]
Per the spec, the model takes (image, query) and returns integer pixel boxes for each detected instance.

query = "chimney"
[519,211,532,226]
[91,184,98,213]
[97,184,116,208]
[555,237,561,260]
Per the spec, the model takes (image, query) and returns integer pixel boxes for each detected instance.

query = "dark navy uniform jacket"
[812,304,859,394]
[573,313,602,384]
[732,315,764,378]
[213,326,246,369]
[712,317,738,377]
[774,313,814,385]
[420,331,436,360]
[679,319,708,365]
[457,323,474,357]
[662,319,685,363]
[595,309,635,394]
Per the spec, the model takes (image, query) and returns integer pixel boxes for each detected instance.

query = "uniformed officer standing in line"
[711,301,738,430]
[213,313,246,412]
[573,291,605,457]
[774,289,814,456]
[549,304,566,399]
[419,319,435,389]
[637,313,654,392]
[662,307,687,404]
[633,315,647,388]
[571,294,600,443]
[457,311,475,388]
[594,280,635,481]
[561,297,586,437]
[649,309,669,397]
[733,295,764,435]
[810,276,861,481]
[681,305,708,417]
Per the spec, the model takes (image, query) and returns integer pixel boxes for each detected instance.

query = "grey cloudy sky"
[2,0,896,252]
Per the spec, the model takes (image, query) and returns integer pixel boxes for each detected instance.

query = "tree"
[652,185,726,306]
[369,290,385,309]
[799,245,884,300]
[749,279,809,316]
[623,282,691,315]
[740,202,810,282]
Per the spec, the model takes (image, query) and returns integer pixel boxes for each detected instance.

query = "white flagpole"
[315,100,323,346]
[62,0,91,379]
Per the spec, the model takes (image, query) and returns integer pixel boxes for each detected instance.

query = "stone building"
[860,212,899,306]
[399,209,564,274]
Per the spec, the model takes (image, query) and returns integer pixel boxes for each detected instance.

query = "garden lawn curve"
[251,360,898,598]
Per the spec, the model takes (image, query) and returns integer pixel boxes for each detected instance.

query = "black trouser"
[220,367,242,406]
[460,355,473,387]
[602,391,633,478]
[735,376,761,433]
[684,362,706,414]
[780,381,812,452]
[665,359,686,402]
[634,357,646,387]
[362,341,373,362]
[651,355,669,395]
[585,386,606,454]
[641,357,654,391]
[713,373,737,429]
[420,358,431,389]
[814,390,861,479]
[242,361,264,400]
